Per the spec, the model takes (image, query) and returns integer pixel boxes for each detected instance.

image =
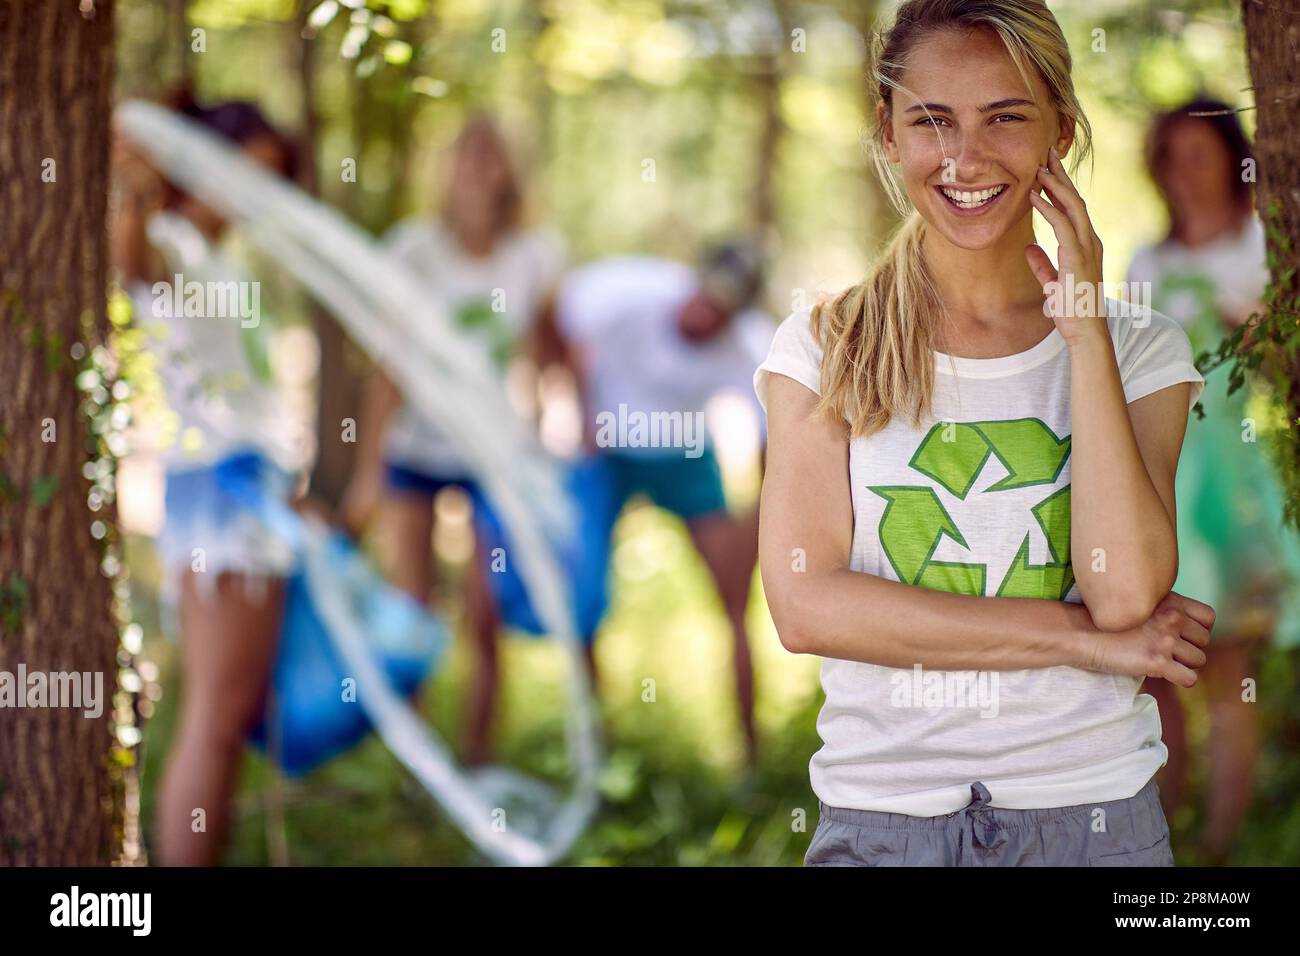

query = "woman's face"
[242,133,291,176]
[1159,119,1234,221]
[447,128,512,230]
[882,26,1070,251]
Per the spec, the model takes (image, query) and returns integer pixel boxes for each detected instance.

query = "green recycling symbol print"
[869,418,1074,600]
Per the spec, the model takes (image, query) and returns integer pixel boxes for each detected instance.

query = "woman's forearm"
[769,566,1101,671]
[111,201,156,285]
[354,370,401,474]
[1066,328,1177,625]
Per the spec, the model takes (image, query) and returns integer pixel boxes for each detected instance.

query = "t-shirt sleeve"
[381,218,427,271]
[715,311,777,443]
[527,227,568,295]
[1108,299,1205,411]
[554,266,598,343]
[1216,217,1270,321]
[1125,245,1158,290]
[753,310,824,414]
[732,311,778,388]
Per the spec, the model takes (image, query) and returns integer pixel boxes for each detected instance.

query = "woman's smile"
[933,182,1010,215]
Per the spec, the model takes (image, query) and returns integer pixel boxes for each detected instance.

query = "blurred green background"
[115,0,1300,865]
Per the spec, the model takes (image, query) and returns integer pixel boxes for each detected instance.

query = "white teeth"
[940,184,1005,208]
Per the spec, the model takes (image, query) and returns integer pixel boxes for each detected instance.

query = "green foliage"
[1194,202,1300,532]
[29,476,59,508]
[2,287,71,374]
[0,576,29,635]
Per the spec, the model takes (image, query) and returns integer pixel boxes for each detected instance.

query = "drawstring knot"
[961,782,1006,851]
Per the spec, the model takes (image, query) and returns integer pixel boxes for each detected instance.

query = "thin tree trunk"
[852,0,901,247]
[174,0,191,88]
[296,0,361,507]
[0,0,120,866]
[753,1,787,233]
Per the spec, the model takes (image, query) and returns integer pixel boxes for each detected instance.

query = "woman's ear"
[1054,118,1075,160]
[879,102,900,163]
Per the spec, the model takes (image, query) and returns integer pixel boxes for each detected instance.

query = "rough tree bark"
[0,0,120,865]
[1242,0,1300,526]
[1243,0,1300,253]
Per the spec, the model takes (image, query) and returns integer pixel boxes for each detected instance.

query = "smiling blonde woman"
[755,0,1215,866]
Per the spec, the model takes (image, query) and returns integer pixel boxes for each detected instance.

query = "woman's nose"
[947,131,995,181]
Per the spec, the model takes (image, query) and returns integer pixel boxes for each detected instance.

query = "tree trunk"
[1242,0,1300,522]
[296,0,362,507]
[173,0,191,88]
[851,0,902,246]
[1243,2,1300,262]
[0,0,120,865]
[753,2,787,233]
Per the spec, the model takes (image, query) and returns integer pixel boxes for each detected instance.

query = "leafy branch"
[1193,202,1300,532]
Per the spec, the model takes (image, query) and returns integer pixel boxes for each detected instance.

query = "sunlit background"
[112,0,1297,865]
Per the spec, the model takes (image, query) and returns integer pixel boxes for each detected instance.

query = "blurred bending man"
[543,244,773,765]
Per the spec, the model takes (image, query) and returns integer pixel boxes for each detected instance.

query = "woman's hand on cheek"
[1024,145,1107,344]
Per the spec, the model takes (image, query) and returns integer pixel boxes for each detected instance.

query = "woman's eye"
[915,116,949,128]
[992,114,1025,124]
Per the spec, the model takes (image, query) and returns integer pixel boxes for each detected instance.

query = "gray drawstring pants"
[805,779,1173,867]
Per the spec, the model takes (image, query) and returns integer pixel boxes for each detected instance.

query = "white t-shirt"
[1127,217,1268,335]
[557,256,773,451]
[754,299,1204,816]
[132,211,301,472]
[382,220,565,476]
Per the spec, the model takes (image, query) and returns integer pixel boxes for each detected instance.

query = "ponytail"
[810,213,941,436]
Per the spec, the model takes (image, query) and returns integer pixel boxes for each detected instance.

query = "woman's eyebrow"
[904,97,1038,113]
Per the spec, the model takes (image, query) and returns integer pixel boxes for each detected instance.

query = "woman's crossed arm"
[757,373,1212,686]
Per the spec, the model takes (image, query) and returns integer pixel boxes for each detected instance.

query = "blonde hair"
[811,0,1093,437]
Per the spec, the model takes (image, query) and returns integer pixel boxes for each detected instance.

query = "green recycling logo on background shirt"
[454,297,513,369]
[870,418,1074,600]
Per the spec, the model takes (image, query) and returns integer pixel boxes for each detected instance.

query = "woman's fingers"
[1173,636,1208,669]
[1164,590,1216,632]
[1161,660,1199,689]
[1028,189,1075,245]
[1023,242,1058,290]
[1035,168,1088,248]
[1042,147,1095,245]
[1178,613,1212,650]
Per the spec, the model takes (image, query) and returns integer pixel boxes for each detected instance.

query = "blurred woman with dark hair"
[1128,97,1300,863]
[113,95,304,864]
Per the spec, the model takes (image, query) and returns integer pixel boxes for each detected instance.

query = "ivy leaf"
[1,576,29,634]
[30,476,59,507]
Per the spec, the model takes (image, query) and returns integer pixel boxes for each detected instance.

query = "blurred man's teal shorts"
[602,446,727,521]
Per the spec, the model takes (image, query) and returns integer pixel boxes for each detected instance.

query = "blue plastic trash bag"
[207,454,448,776]
[474,455,621,645]
[247,529,447,775]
